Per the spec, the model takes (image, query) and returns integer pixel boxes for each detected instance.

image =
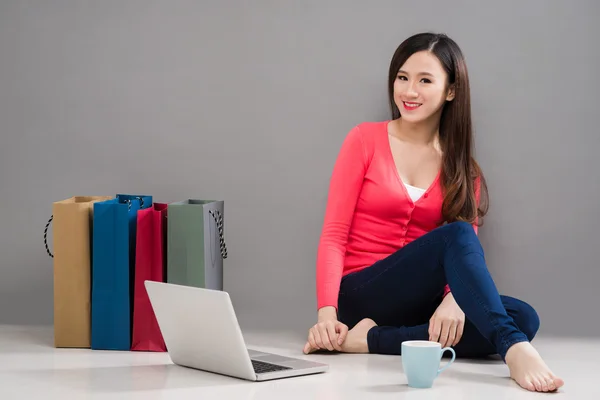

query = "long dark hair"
[388,32,489,227]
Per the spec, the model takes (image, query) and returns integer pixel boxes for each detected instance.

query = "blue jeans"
[337,221,539,360]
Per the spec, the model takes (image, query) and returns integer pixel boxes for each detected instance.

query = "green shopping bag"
[167,200,227,289]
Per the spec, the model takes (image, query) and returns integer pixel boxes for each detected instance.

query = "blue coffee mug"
[401,340,456,388]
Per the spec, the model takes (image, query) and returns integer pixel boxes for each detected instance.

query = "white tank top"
[403,181,426,202]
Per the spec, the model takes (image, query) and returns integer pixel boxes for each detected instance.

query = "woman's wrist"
[317,306,338,321]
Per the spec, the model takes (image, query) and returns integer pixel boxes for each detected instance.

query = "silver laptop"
[144,280,329,381]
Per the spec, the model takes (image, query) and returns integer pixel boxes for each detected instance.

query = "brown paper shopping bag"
[45,196,113,348]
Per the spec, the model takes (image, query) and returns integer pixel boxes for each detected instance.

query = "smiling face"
[393,50,455,124]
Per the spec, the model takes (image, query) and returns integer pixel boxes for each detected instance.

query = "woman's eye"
[397,76,431,83]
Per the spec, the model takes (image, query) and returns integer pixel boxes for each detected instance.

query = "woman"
[303,32,564,393]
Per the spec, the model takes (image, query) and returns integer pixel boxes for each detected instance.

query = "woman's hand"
[303,306,349,354]
[429,293,465,348]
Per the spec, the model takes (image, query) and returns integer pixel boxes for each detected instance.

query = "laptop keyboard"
[251,359,292,374]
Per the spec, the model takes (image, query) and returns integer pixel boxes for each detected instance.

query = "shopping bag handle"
[44,215,54,258]
[124,196,144,210]
[43,197,144,259]
[209,209,228,259]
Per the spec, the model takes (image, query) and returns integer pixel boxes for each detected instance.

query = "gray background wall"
[1,1,598,337]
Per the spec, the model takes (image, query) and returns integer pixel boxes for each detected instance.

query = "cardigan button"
[424,193,429,198]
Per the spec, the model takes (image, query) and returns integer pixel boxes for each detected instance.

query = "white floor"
[0,325,594,399]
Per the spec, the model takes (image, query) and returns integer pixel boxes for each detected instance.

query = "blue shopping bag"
[91,194,152,350]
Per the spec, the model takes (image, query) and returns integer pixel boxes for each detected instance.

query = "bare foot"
[339,318,378,353]
[505,341,564,392]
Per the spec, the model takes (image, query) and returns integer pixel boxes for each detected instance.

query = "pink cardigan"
[316,121,479,310]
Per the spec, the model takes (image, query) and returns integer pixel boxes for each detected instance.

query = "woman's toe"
[533,377,543,392]
[540,376,549,392]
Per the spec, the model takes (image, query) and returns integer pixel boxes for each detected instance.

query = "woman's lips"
[403,101,422,111]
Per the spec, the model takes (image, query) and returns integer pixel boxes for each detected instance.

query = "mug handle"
[437,347,456,376]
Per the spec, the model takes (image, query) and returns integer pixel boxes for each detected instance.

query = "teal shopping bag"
[91,194,152,350]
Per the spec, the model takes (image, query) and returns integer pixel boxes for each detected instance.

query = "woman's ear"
[446,84,456,101]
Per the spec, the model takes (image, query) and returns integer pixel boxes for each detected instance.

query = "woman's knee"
[441,221,482,251]
[445,221,477,236]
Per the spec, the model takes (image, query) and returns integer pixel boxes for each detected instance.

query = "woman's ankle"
[504,340,531,362]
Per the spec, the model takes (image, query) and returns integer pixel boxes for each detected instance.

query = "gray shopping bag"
[167,200,227,290]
